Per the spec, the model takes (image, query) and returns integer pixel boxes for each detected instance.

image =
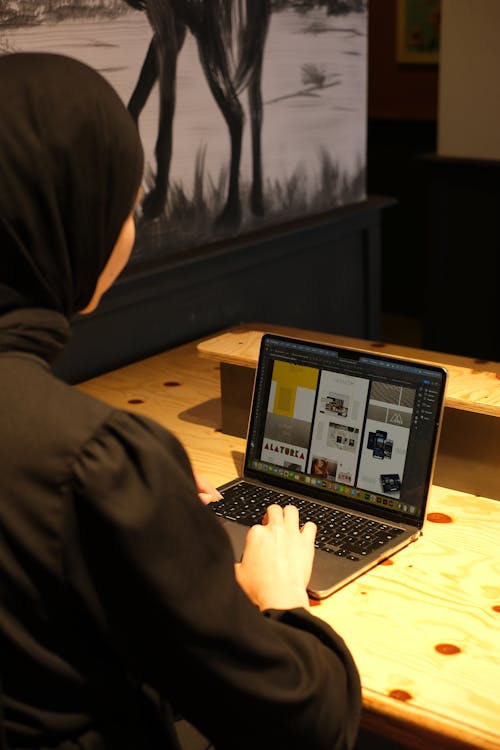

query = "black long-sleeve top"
[0,309,362,750]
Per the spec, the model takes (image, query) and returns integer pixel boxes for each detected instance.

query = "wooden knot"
[128,398,144,404]
[388,689,412,702]
[435,643,461,655]
[427,512,453,523]
[163,381,181,387]
[492,605,500,613]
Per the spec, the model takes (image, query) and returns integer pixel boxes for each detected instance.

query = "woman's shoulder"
[61,376,186,471]
[0,352,184,483]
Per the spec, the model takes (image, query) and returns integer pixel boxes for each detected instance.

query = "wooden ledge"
[197,324,500,500]
[197,323,500,419]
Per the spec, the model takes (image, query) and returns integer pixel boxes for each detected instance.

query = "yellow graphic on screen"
[271,361,319,417]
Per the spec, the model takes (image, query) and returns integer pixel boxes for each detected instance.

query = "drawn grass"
[133,146,365,263]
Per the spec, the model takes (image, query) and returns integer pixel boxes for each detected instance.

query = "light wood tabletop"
[77,334,500,750]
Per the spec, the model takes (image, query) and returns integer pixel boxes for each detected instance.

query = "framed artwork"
[397,0,441,64]
[1,0,368,269]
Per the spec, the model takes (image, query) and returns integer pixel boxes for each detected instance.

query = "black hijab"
[0,52,144,318]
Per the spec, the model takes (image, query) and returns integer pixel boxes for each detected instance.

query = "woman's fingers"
[300,519,317,544]
[261,503,316,540]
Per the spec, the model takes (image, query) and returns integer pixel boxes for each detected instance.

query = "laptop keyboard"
[210,481,405,561]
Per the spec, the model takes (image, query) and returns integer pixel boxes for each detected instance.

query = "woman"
[0,52,361,750]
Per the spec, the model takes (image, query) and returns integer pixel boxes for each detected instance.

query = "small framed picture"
[396,0,441,65]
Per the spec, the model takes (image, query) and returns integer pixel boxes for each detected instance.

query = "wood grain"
[311,486,500,749]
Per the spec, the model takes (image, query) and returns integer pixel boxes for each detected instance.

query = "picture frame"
[396,0,441,65]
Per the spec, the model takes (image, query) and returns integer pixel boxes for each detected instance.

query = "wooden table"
[77,332,500,750]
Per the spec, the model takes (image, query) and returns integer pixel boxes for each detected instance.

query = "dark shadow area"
[178,398,221,429]
[355,727,406,750]
[366,117,437,321]
[230,450,245,476]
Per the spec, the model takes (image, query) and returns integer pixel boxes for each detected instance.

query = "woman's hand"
[193,469,223,505]
[234,504,316,611]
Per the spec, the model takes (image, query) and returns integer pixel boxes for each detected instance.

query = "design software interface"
[246,337,445,522]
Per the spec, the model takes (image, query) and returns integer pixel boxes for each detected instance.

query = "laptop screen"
[244,334,447,527]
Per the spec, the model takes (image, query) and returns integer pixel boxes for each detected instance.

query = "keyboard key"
[211,482,405,559]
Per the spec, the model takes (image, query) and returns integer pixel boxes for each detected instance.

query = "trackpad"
[220,519,248,562]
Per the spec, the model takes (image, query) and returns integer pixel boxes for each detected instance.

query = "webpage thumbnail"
[260,360,319,472]
[357,382,415,498]
[308,369,369,485]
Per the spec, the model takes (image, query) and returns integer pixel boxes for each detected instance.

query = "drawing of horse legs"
[128,37,157,122]
[129,3,187,219]
[247,36,267,218]
[196,41,244,228]
[125,0,270,226]
[194,1,271,227]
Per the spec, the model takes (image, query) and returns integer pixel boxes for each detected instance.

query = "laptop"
[209,333,448,599]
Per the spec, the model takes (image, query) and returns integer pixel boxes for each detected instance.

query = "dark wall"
[55,198,389,383]
[421,155,500,362]
[367,2,500,363]
[367,118,436,319]
[367,0,439,321]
